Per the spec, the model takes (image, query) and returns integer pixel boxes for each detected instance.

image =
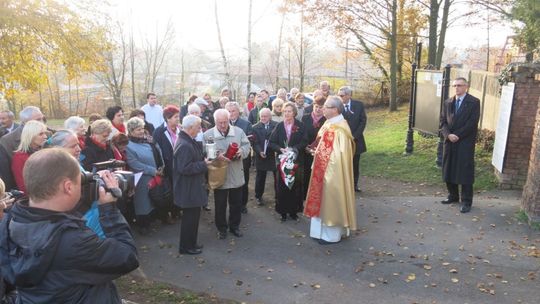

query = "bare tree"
[142,19,175,102]
[180,49,185,104]
[247,0,253,94]
[214,0,232,91]
[275,12,286,91]
[130,29,136,108]
[285,0,403,111]
[298,8,305,91]
[94,22,128,106]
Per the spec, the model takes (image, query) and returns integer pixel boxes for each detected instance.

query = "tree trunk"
[345,39,349,81]
[397,0,405,88]
[46,77,55,118]
[435,0,451,69]
[180,49,185,104]
[38,85,43,113]
[247,0,253,95]
[427,0,440,67]
[287,46,291,90]
[84,95,89,115]
[214,0,232,90]
[275,12,286,91]
[389,0,398,111]
[75,77,81,115]
[162,61,168,95]
[67,79,72,115]
[130,33,136,108]
[299,8,305,92]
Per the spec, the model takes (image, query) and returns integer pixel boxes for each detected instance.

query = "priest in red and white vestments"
[304,96,357,245]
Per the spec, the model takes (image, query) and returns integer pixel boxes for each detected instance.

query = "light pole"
[405,42,422,155]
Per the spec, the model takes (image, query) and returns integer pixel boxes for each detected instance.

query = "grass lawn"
[46,118,68,129]
[360,106,498,191]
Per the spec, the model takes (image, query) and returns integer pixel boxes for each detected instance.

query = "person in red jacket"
[11,121,48,193]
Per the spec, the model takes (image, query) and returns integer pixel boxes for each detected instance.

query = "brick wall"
[521,96,540,222]
[494,65,540,189]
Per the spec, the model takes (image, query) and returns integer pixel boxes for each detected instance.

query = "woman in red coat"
[11,121,48,193]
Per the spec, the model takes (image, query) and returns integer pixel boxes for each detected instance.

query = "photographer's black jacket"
[0,200,139,303]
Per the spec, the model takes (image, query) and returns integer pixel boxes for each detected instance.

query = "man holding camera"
[0,148,139,303]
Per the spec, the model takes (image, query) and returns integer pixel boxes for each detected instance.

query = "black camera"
[80,160,135,208]
[6,190,25,200]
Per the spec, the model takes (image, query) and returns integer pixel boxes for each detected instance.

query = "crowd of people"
[0,77,481,302]
[0,81,367,248]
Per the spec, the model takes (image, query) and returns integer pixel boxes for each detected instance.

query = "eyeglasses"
[452,84,466,87]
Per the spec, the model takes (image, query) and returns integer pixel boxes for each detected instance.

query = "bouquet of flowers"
[278,148,298,190]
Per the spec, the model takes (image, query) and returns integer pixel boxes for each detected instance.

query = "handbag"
[207,159,228,190]
[147,175,173,208]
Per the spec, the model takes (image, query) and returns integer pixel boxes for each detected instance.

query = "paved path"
[131,190,539,304]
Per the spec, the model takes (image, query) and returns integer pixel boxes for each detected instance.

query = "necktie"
[345,104,350,113]
[455,97,462,114]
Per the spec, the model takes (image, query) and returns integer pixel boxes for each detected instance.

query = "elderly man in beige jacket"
[203,109,251,240]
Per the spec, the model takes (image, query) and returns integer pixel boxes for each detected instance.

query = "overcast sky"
[107,0,515,55]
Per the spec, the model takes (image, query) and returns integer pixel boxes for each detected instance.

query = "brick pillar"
[521,84,540,223]
[494,65,540,189]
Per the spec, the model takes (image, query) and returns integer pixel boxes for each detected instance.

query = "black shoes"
[354,188,361,193]
[290,214,299,221]
[203,206,211,211]
[460,204,472,213]
[256,198,264,206]
[219,229,242,238]
[241,207,248,214]
[179,248,202,255]
[280,214,287,222]
[230,229,243,237]
[441,198,459,204]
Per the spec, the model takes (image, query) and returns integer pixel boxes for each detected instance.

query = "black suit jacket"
[252,120,278,171]
[301,114,326,148]
[231,118,253,138]
[0,123,19,139]
[0,144,15,190]
[343,99,367,155]
[173,131,208,208]
[269,119,307,165]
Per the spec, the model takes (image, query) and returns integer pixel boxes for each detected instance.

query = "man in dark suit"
[439,77,480,213]
[252,108,278,205]
[0,106,44,191]
[0,110,19,138]
[173,115,210,255]
[338,86,367,192]
[226,102,253,214]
